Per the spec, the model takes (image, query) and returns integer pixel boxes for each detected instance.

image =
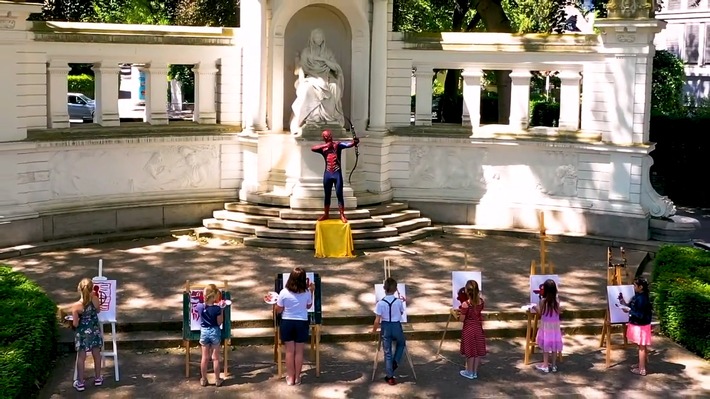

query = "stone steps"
[57,312,613,351]
[199,201,436,250]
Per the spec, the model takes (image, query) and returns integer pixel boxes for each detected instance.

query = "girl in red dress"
[458,280,487,379]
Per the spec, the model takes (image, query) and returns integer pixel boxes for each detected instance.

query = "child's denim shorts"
[199,326,221,346]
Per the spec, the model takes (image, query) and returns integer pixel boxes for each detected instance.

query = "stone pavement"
[5,234,653,326]
[39,336,709,398]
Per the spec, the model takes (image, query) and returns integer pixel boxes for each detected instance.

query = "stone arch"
[270,1,370,133]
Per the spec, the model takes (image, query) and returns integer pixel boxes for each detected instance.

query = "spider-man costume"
[311,130,359,223]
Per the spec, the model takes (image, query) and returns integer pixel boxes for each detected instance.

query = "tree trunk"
[475,0,514,124]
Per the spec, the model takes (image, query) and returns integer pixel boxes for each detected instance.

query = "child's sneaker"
[73,380,85,392]
[94,376,104,386]
[471,372,478,379]
[459,370,475,380]
[551,365,558,373]
[535,364,550,373]
[384,376,396,385]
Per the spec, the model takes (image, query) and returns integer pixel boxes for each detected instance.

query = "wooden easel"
[435,252,469,358]
[273,274,322,379]
[183,280,231,378]
[600,247,629,368]
[371,259,417,381]
[523,211,560,365]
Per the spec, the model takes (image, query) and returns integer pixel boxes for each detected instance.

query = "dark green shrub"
[530,101,560,127]
[651,50,685,117]
[0,266,59,398]
[652,246,710,359]
[67,74,95,98]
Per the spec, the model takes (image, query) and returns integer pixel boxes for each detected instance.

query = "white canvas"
[607,285,635,324]
[91,278,117,323]
[282,272,316,313]
[529,274,561,309]
[374,283,408,323]
[451,271,482,308]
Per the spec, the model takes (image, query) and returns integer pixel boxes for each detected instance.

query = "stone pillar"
[414,66,434,126]
[241,0,267,131]
[558,70,582,131]
[193,62,218,124]
[462,68,483,133]
[217,55,242,126]
[594,19,665,144]
[92,63,120,127]
[368,0,388,132]
[508,70,531,130]
[47,59,70,129]
[145,64,169,125]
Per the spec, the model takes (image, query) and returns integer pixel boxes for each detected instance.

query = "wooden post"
[601,247,629,368]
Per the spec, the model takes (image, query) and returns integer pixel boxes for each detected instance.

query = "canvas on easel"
[182,280,232,379]
[599,247,630,368]
[272,272,322,379]
[523,211,561,365]
[435,266,481,358]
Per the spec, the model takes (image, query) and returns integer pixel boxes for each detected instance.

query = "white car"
[68,93,95,123]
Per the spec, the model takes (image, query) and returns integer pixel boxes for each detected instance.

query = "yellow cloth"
[314,219,355,258]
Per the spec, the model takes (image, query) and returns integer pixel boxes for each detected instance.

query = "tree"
[651,50,685,117]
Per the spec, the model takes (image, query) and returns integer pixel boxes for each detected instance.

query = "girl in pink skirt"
[534,279,563,373]
[620,277,652,376]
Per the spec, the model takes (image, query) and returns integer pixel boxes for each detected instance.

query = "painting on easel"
[529,274,560,308]
[451,271,482,309]
[606,285,635,324]
[374,283,408,323]
[189,288,228,331]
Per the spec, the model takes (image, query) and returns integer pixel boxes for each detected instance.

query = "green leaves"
[651,50,686,117]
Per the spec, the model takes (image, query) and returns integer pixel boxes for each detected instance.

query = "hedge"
[651,246,710,359]
[68,74,95,98]
[530,101,560,127]
[0,266,59,398]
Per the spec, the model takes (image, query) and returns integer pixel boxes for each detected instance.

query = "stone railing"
[0,1,241,142]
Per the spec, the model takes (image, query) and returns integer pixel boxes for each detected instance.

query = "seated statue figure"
[290,28,345,135]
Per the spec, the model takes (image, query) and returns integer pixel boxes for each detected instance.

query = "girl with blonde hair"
[71,278,104,391]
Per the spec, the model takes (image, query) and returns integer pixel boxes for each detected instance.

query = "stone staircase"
[195,201,439,249]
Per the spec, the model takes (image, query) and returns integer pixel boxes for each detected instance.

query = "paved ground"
[5,234,651,324]
[39,336,709,398]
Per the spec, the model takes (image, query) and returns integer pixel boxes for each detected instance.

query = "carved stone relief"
[409,145,486,191]
[535,151,579,197]
[49,145,220,198]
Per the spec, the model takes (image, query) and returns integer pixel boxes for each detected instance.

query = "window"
[665,24,682,57]
[684,24,700,64]
[705,24,710,65]
[668,0,681,10]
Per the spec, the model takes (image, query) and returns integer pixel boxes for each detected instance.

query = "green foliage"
[175,0,239,27]
[651,246,710,359]
[88,0,177,25]
[530,100,560,127]
[504,0,566,34]
[42,0,94,22]
[0,266,59,398]
[68,74,95,97]
[392,0,459,32]
[651,50,686,117]
[168,65,195,103]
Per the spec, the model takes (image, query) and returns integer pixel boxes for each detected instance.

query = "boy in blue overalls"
[371,277,406,385]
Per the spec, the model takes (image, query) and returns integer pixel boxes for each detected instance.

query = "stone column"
[47,59,70,129]
[216,55,242,126]
[145,64,169,125]
[92,63,120,127]
[595,19,666,144]
[193,62,218,124]
[414,66,434,126]
[558,70,582,131]
[462,68,483,133]
[508,70,531,130]
[240,0,267,131]
[368,0,388,132]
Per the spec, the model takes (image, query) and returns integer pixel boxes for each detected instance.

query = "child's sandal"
[215,378,224,387]
[200,378,208,387]
[631,367,647,376]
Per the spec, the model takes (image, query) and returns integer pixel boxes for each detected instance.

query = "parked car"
[68,93,95,123]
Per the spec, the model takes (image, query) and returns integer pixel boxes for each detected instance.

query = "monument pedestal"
[287,124,358,210]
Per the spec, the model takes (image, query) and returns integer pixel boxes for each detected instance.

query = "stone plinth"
[287,125,357,210]
[650,216,700,243]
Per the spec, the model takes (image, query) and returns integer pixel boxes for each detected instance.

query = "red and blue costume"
[311,130,359,223]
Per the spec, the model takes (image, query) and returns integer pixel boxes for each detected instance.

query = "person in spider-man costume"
[311,130,359,223]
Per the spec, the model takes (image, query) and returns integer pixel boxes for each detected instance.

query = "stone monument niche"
[283,5,352,135]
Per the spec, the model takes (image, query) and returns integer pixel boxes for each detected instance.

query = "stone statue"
[290,29,345,135]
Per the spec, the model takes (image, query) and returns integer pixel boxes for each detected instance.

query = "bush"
[652,246,710,359]
[651,50,686,117]
[530,101,560,127]
[68,74,95,98]
[0,266,59,398]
